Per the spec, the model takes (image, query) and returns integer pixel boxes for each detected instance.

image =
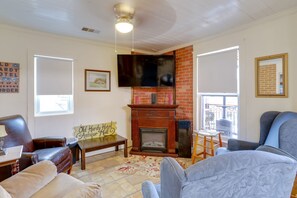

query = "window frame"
[34,55,74,117]
[196,46,239,139]
[199,93,238,139]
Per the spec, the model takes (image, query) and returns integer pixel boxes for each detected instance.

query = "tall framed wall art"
[0,61,20,93]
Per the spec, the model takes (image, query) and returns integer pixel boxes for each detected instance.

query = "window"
[34,55,74,116]
[200,94,238,138]
[197,46,239,138]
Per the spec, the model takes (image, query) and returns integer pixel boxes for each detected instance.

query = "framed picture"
[85,69,111,91]
[0,61,20,93]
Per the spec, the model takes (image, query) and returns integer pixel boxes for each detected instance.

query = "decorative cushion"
[264,112,297,148]
[34,147,70,164]
[0,185,11,198]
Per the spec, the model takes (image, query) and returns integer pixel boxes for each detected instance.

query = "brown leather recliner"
[0,115,72,182]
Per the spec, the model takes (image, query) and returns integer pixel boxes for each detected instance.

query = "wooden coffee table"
[78,135,127,170]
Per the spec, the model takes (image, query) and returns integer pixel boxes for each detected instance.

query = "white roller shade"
[35,56,73,95]
[198,48,238,93]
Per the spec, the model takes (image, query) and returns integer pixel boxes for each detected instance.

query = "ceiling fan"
[113,3,135,33]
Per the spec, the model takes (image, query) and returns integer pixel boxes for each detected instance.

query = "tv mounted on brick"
[117,55,175,87]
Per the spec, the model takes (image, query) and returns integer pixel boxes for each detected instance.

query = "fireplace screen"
[140,128,167,152]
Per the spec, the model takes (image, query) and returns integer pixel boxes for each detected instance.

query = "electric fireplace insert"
[140,128,167,153]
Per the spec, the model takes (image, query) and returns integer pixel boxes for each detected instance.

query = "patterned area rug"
[115,155,190,178]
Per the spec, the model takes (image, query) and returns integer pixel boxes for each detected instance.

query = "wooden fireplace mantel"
[128,104,179,157]
[128,104,179,109]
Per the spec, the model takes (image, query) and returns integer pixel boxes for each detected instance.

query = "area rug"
[115,155,190,178]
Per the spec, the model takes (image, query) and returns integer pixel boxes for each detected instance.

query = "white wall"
[193,9,297,141]
[2,7,297,148]
[0,25,132,145]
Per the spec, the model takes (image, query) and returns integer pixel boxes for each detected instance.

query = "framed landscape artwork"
[85,69,111,92]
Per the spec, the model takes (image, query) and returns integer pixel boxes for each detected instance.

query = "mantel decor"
[85,69,111,92]
[255,53,288,97]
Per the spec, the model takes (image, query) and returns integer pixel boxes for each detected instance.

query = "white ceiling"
[1,0,297,52]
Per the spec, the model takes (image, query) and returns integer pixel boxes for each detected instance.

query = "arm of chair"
[0,161,57,198]
[18,152,39,171]
[227,139,259,151]
[160,157,186,198]
[142,181,160,198]
[279,119,297,159]
[33,136,66,149]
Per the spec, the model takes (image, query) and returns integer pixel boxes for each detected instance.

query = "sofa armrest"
[142,181,160,198]
[18,152,38,171]
[0,161,57,198]
[33,137,66,149]
[227,139,259,151]
[160,157,186,198]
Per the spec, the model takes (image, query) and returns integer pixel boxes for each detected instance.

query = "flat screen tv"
[117,54,175,87]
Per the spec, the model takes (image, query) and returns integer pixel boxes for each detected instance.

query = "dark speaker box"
[177,120,191,158]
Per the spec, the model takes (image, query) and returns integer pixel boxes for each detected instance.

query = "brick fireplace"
[128,104,178,157]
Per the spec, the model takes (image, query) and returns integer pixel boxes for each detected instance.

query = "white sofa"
[0,161,101,198]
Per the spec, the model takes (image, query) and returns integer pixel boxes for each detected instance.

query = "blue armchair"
[142,151,297,198]
[216,111,297,158]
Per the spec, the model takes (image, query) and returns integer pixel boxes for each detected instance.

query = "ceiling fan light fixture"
[115,18,133,33]
[114,3,135,34]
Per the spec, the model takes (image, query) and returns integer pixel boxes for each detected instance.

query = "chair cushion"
[264,111,297,148]
[183,151,297,198]
[186,150,296,181]
[35,147,70,166]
